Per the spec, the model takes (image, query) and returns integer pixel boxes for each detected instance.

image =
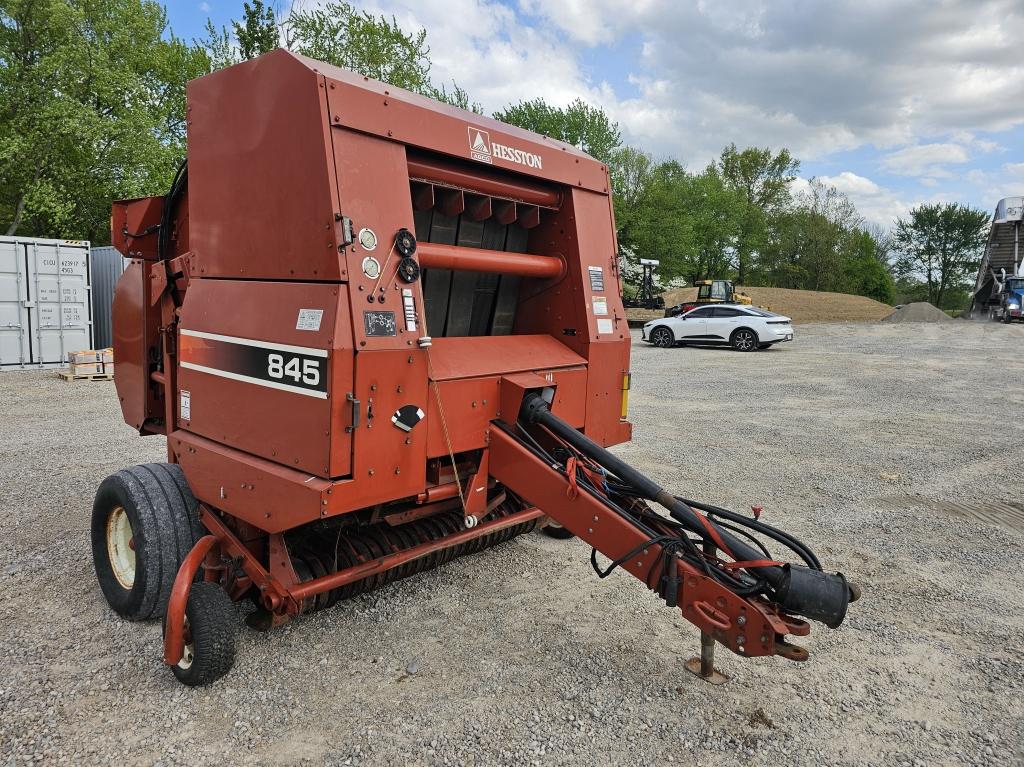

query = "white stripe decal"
[180,361,329,399]
[180,328,329,358]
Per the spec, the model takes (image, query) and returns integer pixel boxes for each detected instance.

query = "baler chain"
[287,498,537,614]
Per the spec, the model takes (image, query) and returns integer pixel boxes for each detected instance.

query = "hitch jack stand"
[685,539,729,685]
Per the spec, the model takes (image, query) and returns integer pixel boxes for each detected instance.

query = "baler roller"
[288,499,538,613]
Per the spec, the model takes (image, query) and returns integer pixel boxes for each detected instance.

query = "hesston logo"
[467,126,543,170]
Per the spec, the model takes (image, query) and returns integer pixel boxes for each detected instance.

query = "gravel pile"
[1,321,1023,766]
[882,302,954,323]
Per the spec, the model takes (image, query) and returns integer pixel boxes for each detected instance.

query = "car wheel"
[650,326,675,348]
[730,328,758,352]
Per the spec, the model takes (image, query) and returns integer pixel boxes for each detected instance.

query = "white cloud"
[809,172,912,228]
[358,0,609,113]
[818,171,881,197]
[513,0,1024,161]
[346,0,1021,226]
[966,162,1024,205]
[199,1,210,12]
[880,143,970,177]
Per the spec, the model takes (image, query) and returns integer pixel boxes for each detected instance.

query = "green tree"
[608,145,654,252]
[843,229,894,304]
[796,178,862,292]
[717,144,799,283]
[628,160,695,283]
[0,0,209,239]
[285,0,474,110]
[892,203,989,308]
[683,169,743,283]
[493,98,621,164]
[199,19,237,71]
[234,0,278,60]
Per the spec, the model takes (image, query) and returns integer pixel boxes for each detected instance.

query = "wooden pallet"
[57,371,114,382]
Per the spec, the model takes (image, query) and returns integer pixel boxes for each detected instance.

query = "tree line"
[1,0,991,308]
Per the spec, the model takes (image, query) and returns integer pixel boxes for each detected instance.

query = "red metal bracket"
[163,534,219,666]
[463,449,489,521]
[489,426,798,659]
[199,506,296,614]
[497,372,552,426]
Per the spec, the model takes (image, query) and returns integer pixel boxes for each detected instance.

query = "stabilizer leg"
[685,539,729,684]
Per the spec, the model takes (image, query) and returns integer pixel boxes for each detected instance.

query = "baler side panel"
[176,280,353,477]
[171,430,330,533]
[514,188,631,446]
[186,52,344,281]
[112,260,162,432]
[328,125,424,351]
[348,349,429,502]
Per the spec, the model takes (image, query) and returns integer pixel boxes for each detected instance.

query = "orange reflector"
[620,372,631,419]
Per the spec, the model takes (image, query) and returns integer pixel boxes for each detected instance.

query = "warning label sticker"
[592,297,608,316]
[596,318,614,334]
[588,266,604,291]
[296,309,324,331]
[180,390,191,421]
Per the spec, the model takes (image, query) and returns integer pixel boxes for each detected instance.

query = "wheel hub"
[106,506,136,589]
[176,618,194,670]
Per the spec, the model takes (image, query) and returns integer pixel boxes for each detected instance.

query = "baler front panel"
[177,279,354,477]
[186,54,344,281]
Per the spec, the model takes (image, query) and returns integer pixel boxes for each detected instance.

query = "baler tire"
[541,522,574,540]
[167,582,236,687]
[91,464,201,621]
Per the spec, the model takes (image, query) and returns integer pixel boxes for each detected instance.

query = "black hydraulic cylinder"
[518,393,853,627]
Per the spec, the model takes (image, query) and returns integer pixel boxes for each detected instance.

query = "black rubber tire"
[650,326,675,348]
[91,463,202,621]
[730,328,759,352]
[167,582,236,687]
[541,522,575,540]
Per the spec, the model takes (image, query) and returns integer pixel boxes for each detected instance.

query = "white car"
[641,304,794,351]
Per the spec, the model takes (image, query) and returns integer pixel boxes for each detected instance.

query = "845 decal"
[178,329,329,398]
[260,350,327,394]
[267,353,321,387]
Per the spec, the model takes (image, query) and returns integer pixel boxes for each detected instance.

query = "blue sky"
[164,0,1024,228]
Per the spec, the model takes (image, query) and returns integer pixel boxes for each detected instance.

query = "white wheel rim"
[106,506,136,589]
[176,617,194,670]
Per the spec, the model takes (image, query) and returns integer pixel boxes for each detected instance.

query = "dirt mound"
[658,286,894,323]
[881,302,953,323]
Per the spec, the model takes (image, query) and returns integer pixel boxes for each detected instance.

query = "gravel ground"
[1,321,1023,767]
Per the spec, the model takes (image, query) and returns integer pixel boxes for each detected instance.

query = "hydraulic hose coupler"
[519,392,551,424]
[775,565,851,629]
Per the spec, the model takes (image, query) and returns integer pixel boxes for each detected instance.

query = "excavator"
[664,279,752,317]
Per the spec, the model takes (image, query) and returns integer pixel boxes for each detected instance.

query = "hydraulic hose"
[518,393,855,628]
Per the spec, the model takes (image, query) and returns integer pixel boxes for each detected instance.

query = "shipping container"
[90,246,127,350]
[0,237,93,369]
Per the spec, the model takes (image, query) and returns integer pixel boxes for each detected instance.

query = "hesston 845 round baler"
[94,49,858,686]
